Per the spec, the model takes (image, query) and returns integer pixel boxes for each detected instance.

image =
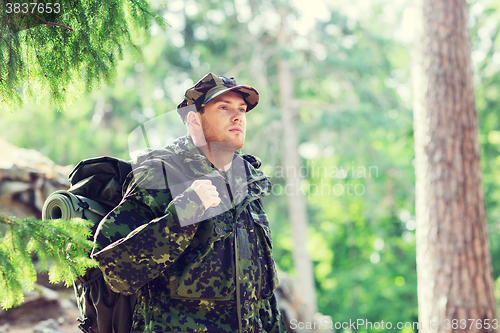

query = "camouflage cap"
[177,73,259,118]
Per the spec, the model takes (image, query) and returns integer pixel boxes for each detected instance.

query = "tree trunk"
[277,8,317,329]
[413,0,499,332]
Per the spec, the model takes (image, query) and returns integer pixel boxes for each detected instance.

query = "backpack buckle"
[77,201,90,209]
[77,317,92,333]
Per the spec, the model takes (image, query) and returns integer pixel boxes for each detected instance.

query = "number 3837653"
[4,2,61,14]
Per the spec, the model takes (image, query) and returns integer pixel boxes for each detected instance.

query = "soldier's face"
[199,91,247,150]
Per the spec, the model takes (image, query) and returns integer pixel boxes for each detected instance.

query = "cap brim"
[202,85,260,111]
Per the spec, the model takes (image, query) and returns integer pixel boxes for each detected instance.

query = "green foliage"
[0,215,96,310]
[0,0,167,110]
[4,0,500,330]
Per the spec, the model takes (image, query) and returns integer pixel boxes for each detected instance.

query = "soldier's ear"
[187,111,202,130]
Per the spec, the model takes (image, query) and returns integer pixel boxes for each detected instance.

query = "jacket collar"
[130,135,270,197]
[168,136,268,184]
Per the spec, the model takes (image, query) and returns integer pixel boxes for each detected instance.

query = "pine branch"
[0,214,97,310]
[0,0,167,110]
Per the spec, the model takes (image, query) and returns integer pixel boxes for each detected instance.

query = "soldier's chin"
[213,141,243,151]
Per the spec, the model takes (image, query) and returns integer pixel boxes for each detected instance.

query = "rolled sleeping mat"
[42,190,110,224]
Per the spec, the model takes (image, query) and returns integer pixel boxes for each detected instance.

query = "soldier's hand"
[190,179,221,210]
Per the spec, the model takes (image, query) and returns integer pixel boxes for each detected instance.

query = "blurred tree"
[467,0,500,292]
[413,0,499,331]
[276,5,317,324]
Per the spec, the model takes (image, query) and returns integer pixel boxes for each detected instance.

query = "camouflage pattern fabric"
[91,135,288,333]
[177,73,260,116]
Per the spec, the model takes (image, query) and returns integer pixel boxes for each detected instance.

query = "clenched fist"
[190,179,221,210]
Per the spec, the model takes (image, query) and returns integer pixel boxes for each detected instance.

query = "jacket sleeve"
[91,161,205,295]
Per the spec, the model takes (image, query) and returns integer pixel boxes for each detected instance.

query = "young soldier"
[92,73,288,333]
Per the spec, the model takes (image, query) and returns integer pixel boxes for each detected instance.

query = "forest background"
[2,0,500,331]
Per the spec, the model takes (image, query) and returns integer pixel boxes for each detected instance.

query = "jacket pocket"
[251,212,273,247]
[167,235,236,300]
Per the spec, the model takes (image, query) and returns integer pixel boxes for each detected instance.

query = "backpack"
[42,156,136,333]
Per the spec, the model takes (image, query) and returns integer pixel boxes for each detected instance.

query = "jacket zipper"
[233,195,263,333]
[235,230,243,333]
[257,254,262,299]
[226,171,268,333]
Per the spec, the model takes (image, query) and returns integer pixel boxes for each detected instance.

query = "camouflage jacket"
[91,135,288,333]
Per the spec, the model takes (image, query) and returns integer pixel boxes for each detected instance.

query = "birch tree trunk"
[276,8,317,329]
[413,0,499,332]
